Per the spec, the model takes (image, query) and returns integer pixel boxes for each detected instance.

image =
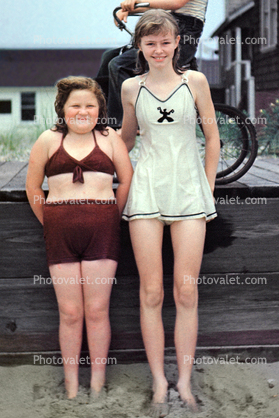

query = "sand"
[0,359,278,418]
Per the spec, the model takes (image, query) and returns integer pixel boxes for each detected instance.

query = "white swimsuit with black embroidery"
[122,72,217,223]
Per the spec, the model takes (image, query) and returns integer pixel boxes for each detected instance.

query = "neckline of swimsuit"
[137,71,196,107]
[139,70,192,103]
[61,129,101,163]
[46,130,115,183]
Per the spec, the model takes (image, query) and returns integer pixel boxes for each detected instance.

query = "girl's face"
[139,31,180,69]
[63,89,99,134]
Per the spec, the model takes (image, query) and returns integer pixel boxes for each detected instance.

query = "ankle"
[152,378,168,403]
[65,378,79,399]
[90,371,106,393]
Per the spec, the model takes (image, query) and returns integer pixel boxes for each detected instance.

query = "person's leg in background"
[107,47,138,127]
[96,48,122,78]
[172,13,204,70]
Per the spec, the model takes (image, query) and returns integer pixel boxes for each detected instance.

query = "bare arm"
[121,78,139,152]
[121,0,190,12]
[109,128,134,215]
[190,72,220,193]
[116,0,190,23]
[26,131,50,224]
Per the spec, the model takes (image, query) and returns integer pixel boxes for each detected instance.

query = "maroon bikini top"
[45,130,115,183]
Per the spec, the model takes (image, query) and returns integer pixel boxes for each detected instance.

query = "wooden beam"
[0,274,278,353]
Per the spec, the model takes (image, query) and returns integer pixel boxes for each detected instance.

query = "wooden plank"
[0,155,279,201]
[1,199,279,278]
[244,166,279,183]
[1,158,279,191]
[237,173,279,187]
[3,164,28,190]
[0,274,278,352]
[238,167,279,185]
[0,162,27,189]
[254,158,279,174]
[216,185,279,200]
[2,345,279,366]
[0,203,49,278]
[1,163,48,192]
[259,156,279,168]
[202,199,279,273]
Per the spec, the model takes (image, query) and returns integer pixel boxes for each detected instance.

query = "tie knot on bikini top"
[45,130,115,183]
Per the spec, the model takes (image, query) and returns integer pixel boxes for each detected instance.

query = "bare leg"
[82,259,117,395]
[129,219,169,411]
[49,262,84,399]
[170,219,206,411]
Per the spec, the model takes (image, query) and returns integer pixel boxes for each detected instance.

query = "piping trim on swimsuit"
[135,71,197,110]
[123,210,217,220]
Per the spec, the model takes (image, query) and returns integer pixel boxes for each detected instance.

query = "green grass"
[128,135,141,161]
[0,126,142,163]
[0,124,51,162]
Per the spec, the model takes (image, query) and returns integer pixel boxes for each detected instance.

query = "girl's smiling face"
[139,31,180,68]
[63,89,99,134]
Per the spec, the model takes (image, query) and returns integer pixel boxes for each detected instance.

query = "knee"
[85,300,109,323]
[174,284,198,309]
[141,284,164,309]
[59,303,83,326]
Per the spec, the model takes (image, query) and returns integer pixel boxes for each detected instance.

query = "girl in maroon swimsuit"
[26,76,133,399]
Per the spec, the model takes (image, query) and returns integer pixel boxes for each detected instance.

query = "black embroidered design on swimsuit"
[157,107,175,123]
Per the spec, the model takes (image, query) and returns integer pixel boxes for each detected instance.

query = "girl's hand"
[115,9,129,25]
[109,128,133,215]
[121,0,137,12]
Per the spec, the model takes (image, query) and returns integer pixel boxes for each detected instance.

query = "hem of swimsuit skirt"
[206,211,218,223]
[122,212,161,221]
[159,212,209,220]
[160,212,218,222]
[122,211,217,222]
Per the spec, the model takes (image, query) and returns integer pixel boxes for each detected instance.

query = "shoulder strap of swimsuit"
[182,70,198,111]
[60,131,67,146]
[92,129,98,147]
[182,71,190,84]
[138,73,148,86]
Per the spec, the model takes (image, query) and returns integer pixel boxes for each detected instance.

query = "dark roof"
[212,1,255,37]
[0,49,107,87]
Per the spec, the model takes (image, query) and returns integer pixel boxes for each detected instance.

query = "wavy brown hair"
[53,76,108,136]
[134,9,182,75]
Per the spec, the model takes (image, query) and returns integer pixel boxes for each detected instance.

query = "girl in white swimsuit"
[121,9,220,417]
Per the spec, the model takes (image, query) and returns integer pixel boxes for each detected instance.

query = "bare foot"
[176,382,200,413]
[149,401,170,418]
[181,398,200,413]
[152,380,168,404]
[148,380,170,417]
[65,378,79,399]
[90,386,107,401]
[90,370,106,392]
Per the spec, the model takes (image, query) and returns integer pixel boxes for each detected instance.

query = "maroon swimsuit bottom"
[43,200,120,266]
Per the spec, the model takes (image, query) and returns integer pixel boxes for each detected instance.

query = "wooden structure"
[0,49,106,131]
[213,0,279,115]
[0,159,279,363]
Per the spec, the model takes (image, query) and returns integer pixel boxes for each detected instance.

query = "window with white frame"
[21,92,36,121]
[261,0,278,50]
